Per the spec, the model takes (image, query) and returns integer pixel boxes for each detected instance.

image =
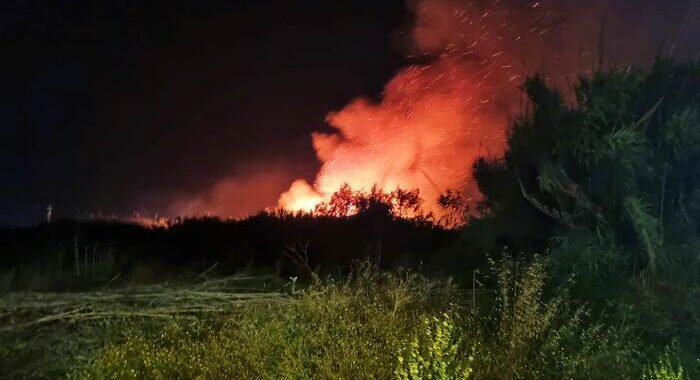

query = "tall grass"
[0,241,117,293]
[64,260,645,380]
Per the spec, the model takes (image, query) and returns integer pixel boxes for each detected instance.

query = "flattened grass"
[0,274,285,379]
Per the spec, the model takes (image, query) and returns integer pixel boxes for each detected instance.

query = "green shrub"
[395,312,474,380]
[643,352,686,380]
[467,58,700,378]
[473,257,640,380]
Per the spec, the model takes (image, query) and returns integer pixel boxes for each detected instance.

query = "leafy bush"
[468,57,700,377]
[473,257,640,380]
[396,312,474,380]
[643,352,686,380]
[472,58,700,261]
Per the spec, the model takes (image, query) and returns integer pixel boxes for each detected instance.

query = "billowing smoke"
[279,57,509,213]
[278,0,699,214]
[169,161,304,219]
[168,0,697,219]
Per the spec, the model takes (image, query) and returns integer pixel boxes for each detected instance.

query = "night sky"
[1,0,408,225]
[2,0,699,225]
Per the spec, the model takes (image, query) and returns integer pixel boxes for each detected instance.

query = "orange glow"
[177,0,649,220]
[278,0,595,216]
[278,0,539,215]
[279,56,510,215]
[278,179,324,212]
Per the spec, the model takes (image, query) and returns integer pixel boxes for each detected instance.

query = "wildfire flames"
[170,0,692,220]
[277,0,681,215]
[278,0,561,214]
[278,58,509,214]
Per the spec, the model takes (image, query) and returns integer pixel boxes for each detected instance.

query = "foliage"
[396,312,474,380]
[472,58,700,260]
[473,257,640,379]
[58,260,643,380]
[468,57,700,377]
[0,208,456,291]
[313,183,432,222]
[68,265,455,380]
[643,352,686,380]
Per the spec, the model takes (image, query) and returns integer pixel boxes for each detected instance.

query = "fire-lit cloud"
[169,161,305,219]
[278,57,510,214]
[278,0,549,214]
[278,0,698,215]
[167,0,698,220]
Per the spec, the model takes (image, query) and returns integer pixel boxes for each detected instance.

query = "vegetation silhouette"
[0,185,456,291]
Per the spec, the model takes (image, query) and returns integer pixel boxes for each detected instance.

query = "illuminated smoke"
[279,57,509,214]
[170,161,302,219]
[168,0,697,219]
[278,0,697,214]
[278,0,546,213]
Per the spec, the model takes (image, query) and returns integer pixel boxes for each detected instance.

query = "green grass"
[0,260,688,379]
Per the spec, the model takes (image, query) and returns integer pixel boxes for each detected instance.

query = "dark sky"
[1,0,408,225]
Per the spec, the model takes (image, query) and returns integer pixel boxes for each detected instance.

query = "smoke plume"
[169,0,698,219]
[169,161,304,219]
[278,0,699,214]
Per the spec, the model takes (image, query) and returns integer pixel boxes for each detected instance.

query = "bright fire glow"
[278,179,325,212]
[276,0,541,214]
[171,0,672,220]
[278,58,509,214]
[277,0,621,215]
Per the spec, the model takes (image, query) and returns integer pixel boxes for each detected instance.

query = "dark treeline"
[0,209,455,290]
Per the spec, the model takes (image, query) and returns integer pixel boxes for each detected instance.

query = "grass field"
[0,274,287,379]
[2,261,677,380]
